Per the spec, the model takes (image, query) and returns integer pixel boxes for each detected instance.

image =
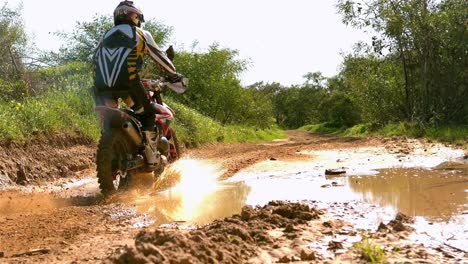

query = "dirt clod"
[300,248,316,261]
[16,165,29,185]
[111,202,323,263]
[240,205,255,221]
[328,240,344,250]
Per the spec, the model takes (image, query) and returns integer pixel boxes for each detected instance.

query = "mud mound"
[110,201,462,264]
[0,133,95,189]
[111,201,323,263]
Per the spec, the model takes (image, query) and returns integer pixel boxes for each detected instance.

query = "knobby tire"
[96,129,134,195]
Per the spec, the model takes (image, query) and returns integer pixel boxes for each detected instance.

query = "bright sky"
[7,0,368,86]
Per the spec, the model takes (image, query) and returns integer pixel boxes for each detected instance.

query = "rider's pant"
[94,80,156,131]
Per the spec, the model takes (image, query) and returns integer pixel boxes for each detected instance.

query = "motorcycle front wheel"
[96,129,137,195]
[167,128,182,162]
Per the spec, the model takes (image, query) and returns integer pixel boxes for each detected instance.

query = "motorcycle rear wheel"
[96,129,136,195]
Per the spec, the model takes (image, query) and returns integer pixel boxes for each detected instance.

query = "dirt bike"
[94,77,187,195]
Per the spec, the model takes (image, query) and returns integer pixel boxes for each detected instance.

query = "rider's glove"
[167,73,184,84]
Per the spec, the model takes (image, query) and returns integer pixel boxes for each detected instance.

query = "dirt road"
[0,131,466,263]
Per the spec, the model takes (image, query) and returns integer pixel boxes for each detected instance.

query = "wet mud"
[110,201,464,264]
[0,131,466,263]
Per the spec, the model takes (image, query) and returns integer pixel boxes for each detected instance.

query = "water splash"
[129,158,236,225]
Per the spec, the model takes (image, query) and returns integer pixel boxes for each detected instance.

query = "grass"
[300,123,345,134]
[376,122,468,149]
[167,97,286,147]
[0,74,286,147]
[353,237,387,263]
[0,87,100,143]
[300,122,467,149]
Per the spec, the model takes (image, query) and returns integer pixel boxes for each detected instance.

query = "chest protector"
[94,24,145,91]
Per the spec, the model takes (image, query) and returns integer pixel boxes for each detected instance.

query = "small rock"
[0,251,4,257]
[278,256,291,263]
[241,205,255,221]
[59,166,69,177]
[16,165,29,185]
[389,221,406,232]
[284,224,296,233]
[270,157,277,161]
[328,240,343,250]
[300,249,316,261]
[394,212,413,223]
[377,222,388,232]
[325,169,346,175]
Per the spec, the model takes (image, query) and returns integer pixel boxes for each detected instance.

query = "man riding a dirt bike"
[92,0,186,194]
[93,1,184,169]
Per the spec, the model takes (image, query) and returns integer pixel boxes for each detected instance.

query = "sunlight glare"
[148,158,225,223]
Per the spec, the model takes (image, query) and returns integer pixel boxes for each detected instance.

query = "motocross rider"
[92,0,184,170]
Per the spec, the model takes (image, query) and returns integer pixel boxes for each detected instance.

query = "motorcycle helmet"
[114,1,145,27]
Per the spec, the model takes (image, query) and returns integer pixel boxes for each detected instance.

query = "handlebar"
[141,77,188,94]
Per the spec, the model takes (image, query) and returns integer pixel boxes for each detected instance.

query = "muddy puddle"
[120,146,467,252]
[91,146,466,248]
[0,143,466,261]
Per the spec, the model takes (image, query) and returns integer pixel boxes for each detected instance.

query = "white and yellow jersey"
[93,24,176,90]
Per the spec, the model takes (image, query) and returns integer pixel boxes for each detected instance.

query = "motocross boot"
[143,131,159,171]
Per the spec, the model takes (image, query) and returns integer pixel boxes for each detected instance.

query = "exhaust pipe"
[122,122,142,145]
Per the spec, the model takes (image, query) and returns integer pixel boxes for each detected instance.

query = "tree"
[271,77,329,129]
[171,44,252,125]
[0,2,27,80]
[43,14,173,65]
[245,82,280,128]
[336,0,467,125]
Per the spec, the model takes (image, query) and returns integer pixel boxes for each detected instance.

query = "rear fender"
[95,106,143,146]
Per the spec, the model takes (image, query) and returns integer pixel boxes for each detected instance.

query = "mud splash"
[116,159,251,226]
[0,191,64,215]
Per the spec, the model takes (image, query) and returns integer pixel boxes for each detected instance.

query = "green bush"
[320,92,361,127]
[167,97,285,147]
[378,122,425,138]
[33,62,92,93]
[353,237,387,263]
[168,97,224,147]
[300,123,344,134]
[0,87,99,143]
[344,123,371,136]
[0,79,30,100]
[223,125,285,143]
